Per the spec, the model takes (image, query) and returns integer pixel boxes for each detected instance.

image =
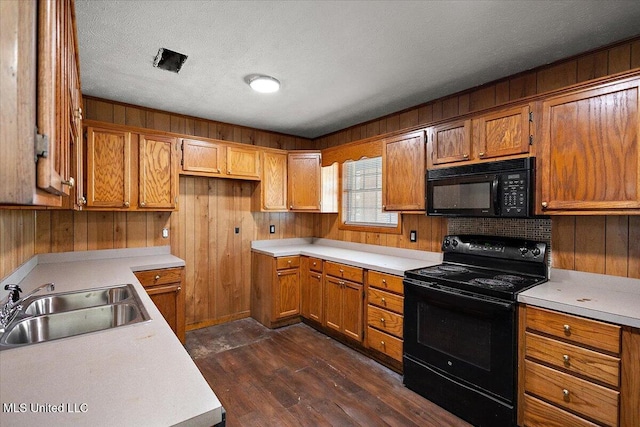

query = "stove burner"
[468,278,515,290]
[438,265,469,273]
[494,274,526,283]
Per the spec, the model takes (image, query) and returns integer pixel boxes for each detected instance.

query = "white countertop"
[251,238,442,276]
[0,247,222,427]
[518,268,640,328]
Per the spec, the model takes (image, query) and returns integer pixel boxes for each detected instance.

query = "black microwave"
[426,157,535,217]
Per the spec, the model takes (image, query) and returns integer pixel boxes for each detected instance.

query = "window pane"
[342,157,398,227]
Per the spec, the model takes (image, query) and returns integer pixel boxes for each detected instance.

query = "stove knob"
[444,239,451,247]
[532,247,541,257]
[452,239,458,247]
[519,247,529,255]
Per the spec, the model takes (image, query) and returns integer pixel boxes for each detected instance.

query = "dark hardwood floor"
[186,318,471,427]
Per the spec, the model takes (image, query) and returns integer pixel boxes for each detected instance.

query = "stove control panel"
[443,235,547,263]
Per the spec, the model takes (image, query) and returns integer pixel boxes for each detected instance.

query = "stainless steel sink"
[0,284,149,350]
[23,285,133,315]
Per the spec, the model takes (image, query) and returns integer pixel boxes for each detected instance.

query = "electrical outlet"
[269,225,275,234]
[162,228,169,239]
[234,227,240,234]
[410,230,417,242]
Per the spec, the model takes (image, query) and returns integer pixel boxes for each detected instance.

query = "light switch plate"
[162,228,169,239]
[269,225,275,234]
[410,230,417,242]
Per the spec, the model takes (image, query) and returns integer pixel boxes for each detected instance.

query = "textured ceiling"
[76,1,640,139]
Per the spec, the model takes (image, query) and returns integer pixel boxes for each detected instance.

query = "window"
[341,157,399,232]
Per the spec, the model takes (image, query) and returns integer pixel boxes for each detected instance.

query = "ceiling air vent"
[153,48,188,73]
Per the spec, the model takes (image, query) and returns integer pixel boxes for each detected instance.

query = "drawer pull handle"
[154,275,160,281]
[563,324,571,333]
[380,341,385,346]
[380,318,385,323]
[288,260,292,264]
[562,389,570,398]
[382,279,386,284]
[381,297,386,304]
[563,354,570,363]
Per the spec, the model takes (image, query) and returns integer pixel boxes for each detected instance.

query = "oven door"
[403,278,516,401]
[427,173,500,217]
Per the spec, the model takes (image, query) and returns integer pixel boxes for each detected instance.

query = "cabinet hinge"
[529,111,534,122]
[34,129,49,161]
[529,135,534,145]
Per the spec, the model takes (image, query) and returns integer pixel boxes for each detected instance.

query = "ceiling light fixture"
[248,75,280,93]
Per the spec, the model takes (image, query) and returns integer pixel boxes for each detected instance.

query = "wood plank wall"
[313,36,640,279]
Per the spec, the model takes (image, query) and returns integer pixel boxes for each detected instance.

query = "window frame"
[338,156,402,234]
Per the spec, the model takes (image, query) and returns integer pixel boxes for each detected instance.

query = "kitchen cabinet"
[518,305,640,427]
[226,145,260,180]
[538,77,640,214]
[1,0,81,206]
[324,261,364,342]
[472,105,531,160]
[134,267,185,343]
[251,252,301,328]
[382,131,425,211]
[252,149,288,211]
[288,151,322,211]
[181,138,224,176]
[300,256,324,324]
[84,124,178,211]
[366,271,404,362]
[429,119,472,165]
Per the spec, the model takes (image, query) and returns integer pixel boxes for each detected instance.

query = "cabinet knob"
[154,275,160,281]
[380,318,385,323]
[140,201,146,207]
[541,201,548,209]
[562,389,570,399]
[380,341,385,346]
[289,205,293,209]
[382,279,386,284]
[79,196,87,205]
[381,297,386,304]
[227,170,231,174]
[123,201,130,208]
[463,154,469,159]
[382,204,386,209]
[479,152,485,157]
[563,354,570,363]
[563,324,571,333]
[339,281,345,286]
[62,177,75,188]
[74,108,83,119]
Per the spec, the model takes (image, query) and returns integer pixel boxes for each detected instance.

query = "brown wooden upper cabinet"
[539,77,640,214]
[181,138,224,176]
[1,0,82,206]
[382,131,425,211]
[84,125,178,211]
[472,105,531,160]
[288,152,322,211]
[226,146,260,180]
[254,150,288,211]
[429,119,472,165]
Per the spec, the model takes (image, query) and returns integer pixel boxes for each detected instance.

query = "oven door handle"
[406,280,514,310]
[492,176,500,216]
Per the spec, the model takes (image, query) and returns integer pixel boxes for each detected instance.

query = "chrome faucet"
[1,283,55,329]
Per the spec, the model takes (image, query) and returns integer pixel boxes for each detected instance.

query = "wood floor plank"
[186,318,471,427]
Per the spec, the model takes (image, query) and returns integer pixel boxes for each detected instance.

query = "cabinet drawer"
[526,306,621,354]
[524,360,619,427]
[368,305,403,338]
[525,332,620,387]
[309,257,323,272]
[368,288,403,314]
[367,326,403,362]
[325,261,363,283]
[523,394,601,427]
[134,268,183,288]
[367,270,403,295]
[276,256,300,270]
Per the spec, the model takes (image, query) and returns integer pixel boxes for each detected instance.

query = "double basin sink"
[0,284,149,350]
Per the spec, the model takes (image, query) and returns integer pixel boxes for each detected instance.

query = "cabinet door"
[431,119,472,164]
[540,79,640,213]
[308,271,324,324]
[274,268,300,319]
[324,276,343,333]
[226,146,260,180]
[181,138,223,176]
[262,151,288,210]
[86,127,131,209]
[474,105,530,160]
[288,152,321,211]
[343,281,364,342]
[382,131,425,211]
[139,134,178,209]
[146,283,185,343]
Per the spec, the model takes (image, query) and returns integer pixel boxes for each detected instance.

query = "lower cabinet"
[134,267,185,343]
[518,305,640,427]
[301,257,323,324]
[251,252,301,328]
[323,261,364,343]
[366,271,404,362]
